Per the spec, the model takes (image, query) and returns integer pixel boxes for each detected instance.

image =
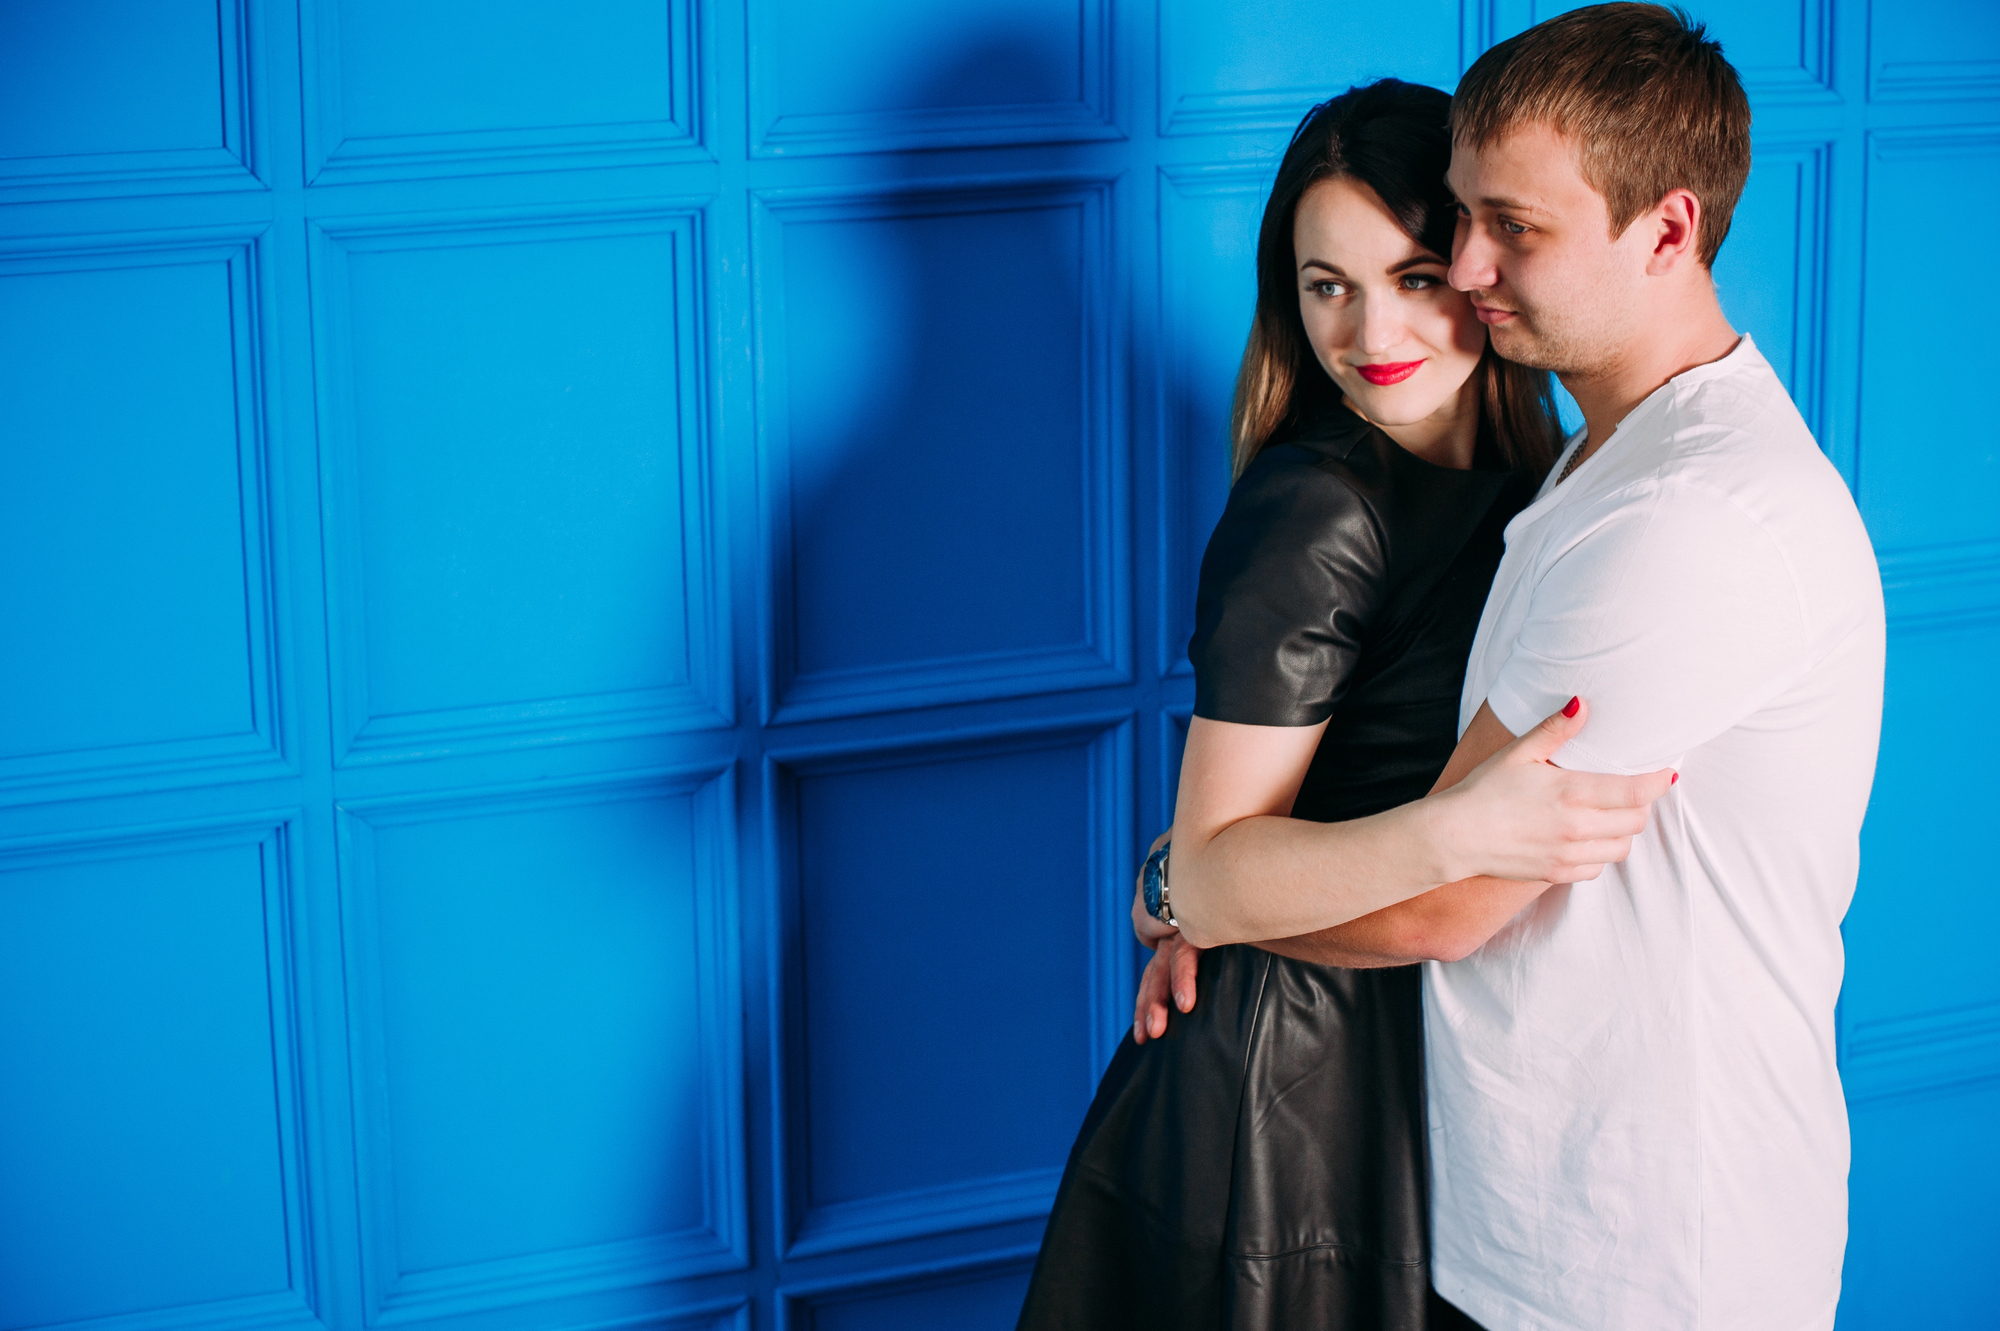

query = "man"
[1138,7,1884,1327]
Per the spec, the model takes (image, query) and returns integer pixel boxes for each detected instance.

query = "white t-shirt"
[1425,336,1885,1331]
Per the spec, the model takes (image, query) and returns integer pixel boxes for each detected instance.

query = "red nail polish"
[1562,696,1580,718]
[1670,772,1679,785]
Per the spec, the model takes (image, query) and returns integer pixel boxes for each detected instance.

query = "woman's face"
[1293,175,1487,430]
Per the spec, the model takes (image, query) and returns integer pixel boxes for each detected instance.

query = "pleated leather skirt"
[1017,943,1465,1331]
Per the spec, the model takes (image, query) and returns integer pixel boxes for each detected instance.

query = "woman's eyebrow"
[1298,257,1345,275]
[1388,255,1447,274]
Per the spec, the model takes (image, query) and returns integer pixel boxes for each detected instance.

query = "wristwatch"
[1141,841,1176,926]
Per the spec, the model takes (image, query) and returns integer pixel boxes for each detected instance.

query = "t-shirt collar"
[1522,333,1760,515]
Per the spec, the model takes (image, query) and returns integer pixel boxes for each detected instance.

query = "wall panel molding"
[308,201,729,767]
[765,714,1134,1259]
[0,812,321,1331]
[335,766,747,1323]
[1877,540,2000,634]
[1155,164,1264,680]
[752,176,1127,724]
[1868,0,2000,103]
[747,0,1116,156]
[299,0,699,185]
[1844,999,2000,1104]
[1871,59,2000,103]
[778,1245,1038,1330]
[0,228,287,807]
[0,0,257,201]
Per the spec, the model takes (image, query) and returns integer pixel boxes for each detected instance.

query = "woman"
[1018,80,1584,1329]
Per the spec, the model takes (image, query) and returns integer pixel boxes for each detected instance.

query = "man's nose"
[1449,219,1497,293]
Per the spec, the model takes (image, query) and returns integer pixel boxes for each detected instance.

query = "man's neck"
[1562,284,1741,460]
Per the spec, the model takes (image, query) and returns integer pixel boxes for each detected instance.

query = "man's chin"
[1489,324,1584,376]
[1488,324,1552,367]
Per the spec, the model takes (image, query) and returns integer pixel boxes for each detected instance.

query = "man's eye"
[1502,219,1529,235]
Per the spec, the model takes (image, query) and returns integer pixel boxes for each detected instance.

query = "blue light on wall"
[0,2,1995,1328]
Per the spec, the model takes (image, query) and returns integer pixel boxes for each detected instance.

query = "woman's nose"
[1359,293,1407,355]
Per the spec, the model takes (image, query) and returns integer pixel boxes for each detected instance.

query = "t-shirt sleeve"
[1188,454,1386,727]
[1484,480,1809,774]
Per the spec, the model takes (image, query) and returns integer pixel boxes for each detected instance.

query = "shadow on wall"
[775,33,1108,698]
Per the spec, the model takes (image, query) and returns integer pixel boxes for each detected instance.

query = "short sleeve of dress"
[1188,445,1388,727]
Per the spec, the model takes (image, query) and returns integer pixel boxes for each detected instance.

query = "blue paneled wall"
[0,3,1994,1329]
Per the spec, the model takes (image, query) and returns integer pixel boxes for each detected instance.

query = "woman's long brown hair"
[1229,80,1564,481]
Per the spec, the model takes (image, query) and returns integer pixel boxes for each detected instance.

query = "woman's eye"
[1310,280,1347,297]
[1401,274,1440,291]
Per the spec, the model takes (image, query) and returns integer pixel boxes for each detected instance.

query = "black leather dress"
[1017,405,1534,1331]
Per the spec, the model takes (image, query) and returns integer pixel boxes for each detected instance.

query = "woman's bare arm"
[1160,697,1670,949]
[1256,702,1553,966]
[1132,700,1646,1040]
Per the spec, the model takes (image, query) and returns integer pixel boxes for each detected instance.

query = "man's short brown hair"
[1452,3,1751,266]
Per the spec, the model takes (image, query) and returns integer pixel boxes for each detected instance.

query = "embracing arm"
[1132,698,1668,1040]
[1163,697,1664,949]
[1255,703,1548,967]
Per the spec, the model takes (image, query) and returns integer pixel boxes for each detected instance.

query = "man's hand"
[1133,931,1204,1043]
[1425,698,1677,885]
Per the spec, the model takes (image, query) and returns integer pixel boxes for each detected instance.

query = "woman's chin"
[1344,387,1452,428]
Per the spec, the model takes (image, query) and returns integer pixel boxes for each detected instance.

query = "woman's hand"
[1133,931,1205,1043]
[1424,698,1677,885]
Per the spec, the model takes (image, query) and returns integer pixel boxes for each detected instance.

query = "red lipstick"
[1355,360,1423,386]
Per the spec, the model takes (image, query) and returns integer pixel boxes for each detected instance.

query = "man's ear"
[1645,188,1703,276]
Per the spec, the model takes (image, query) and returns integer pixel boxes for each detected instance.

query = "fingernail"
[1670,772,1679,785]
[1134,1018,1143,1041]
[1175,989,1188,1011]
[1562,696,1580,718]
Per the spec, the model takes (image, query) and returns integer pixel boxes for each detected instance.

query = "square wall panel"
[1870,0,2000,101]
[311,207,726,764]
[1157,166,1263,677]
[1857,132,2000,556]
[773,719,1131,1255]
[748,0,1113,155]
[1845,1085,2000,1325]
[1157,0,1458,137]
[0,821,308,1331]
[1842,613,2000,1104]
[302,0,695,182]
[1504,0,1830,100]
[0,239,279,801]
[0,0,250,197]
[1713,142,1828,437]
[338,769,744,1319]
[756,181,1125,721]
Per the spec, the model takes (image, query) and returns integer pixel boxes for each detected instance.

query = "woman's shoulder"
[1190,421,1392,727]
[1219,426,1388,558]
